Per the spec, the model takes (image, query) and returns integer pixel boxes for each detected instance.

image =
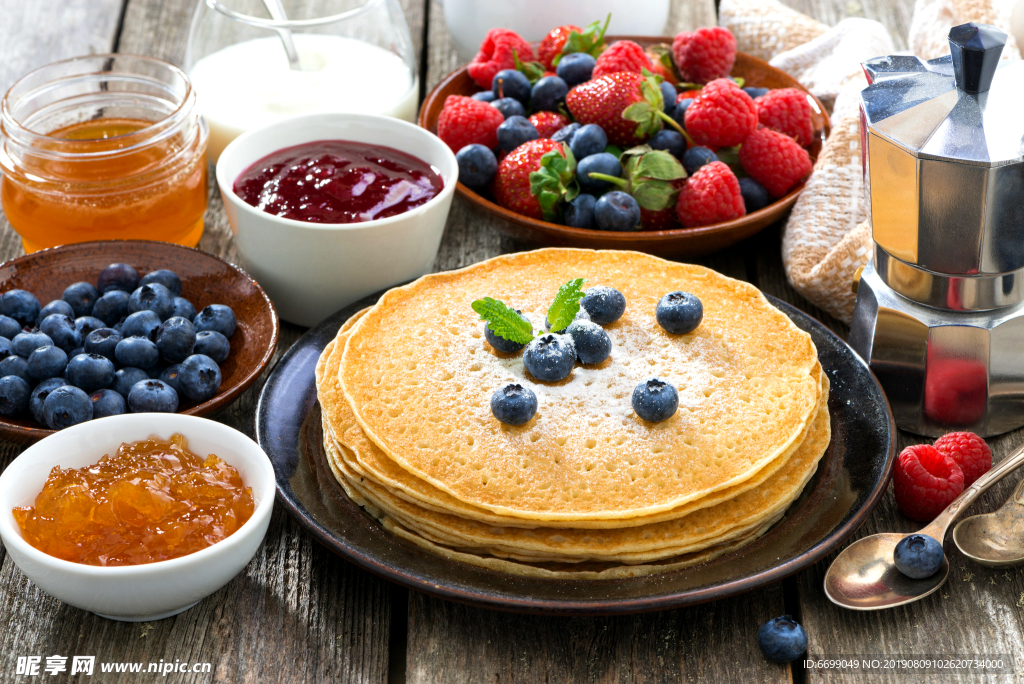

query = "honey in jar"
[12,433,254,566]
[0,55,208,253]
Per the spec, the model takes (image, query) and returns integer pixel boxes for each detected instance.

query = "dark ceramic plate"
[0,240,279,443]
[257,293,895,615]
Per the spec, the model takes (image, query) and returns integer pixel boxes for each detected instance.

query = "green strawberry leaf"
[555,14,611,65]
[471,298,535,344]
[621,70,669,140]
[715,146,741,166]
[529,144,578,222]
[634,149,686,182]
[632,180,677,211]
[610,148,686,211]
[732,76,746,88]
[513,51,547,85]
[546,278,586,333]
[605,144,623,159]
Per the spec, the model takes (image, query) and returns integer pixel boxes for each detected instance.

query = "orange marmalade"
[12,434,254,566]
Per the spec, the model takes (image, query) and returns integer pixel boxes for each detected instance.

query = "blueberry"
[0,337,12,362]
[11,331,52,358]
[112,367,149,399]
[66,353,116,393]
[564,194,596,229]
[743,86,770,99]
[581,286,626,325]
[193,330,230,365]
[122,310,162,340]
[69,347,84,360]
[95,288,134,327]
[577,152,620,194]
[656,291,703,334]
[62,282,99,318]
[139,269,182,296]
[115,336,160,369]
[672,99,693,129]
[739,177,771,213]
[456,144,498,190]
[594,191,641,232]
[155,316,196,363]
[682,146,718,176]
[490,383,538,425]
[555,52,595,87]
[39,314,82,353]
[147,361,170,380]
[96,263,141,293]
[85,388,125,419]
[43,385,93,429]
[84,328,122,360]
[0,355,31,383]
[649,130,687,159]
[29,377,68,424]
[127,379,179,413]
[0,315,21,340]
[757,616,808,663]
[660,81,678,112]
[545,306,589,333]
[128,283,175,321]
[565,320,611,364]
[27,345,68,381]
[74,316,106,339]
[490,97,526,120]
[159,364,184,394]
[171,296,197,321]
[496,115,539,153]
[193,304,236,338]
[491,69,532,104]
[632,377,679,422]
[0,375,30,416]
[178,354,222,402]
[37,299,75,326]
[551,123,581,144]
[471,90,496,102]
[894,534,944,579]
[0,290,41,327]
[569,124,608,161]
[483,309,530,354]
[523,333,576,382]
[531,75,569,112]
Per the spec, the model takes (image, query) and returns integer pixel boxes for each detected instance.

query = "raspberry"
[671,26,737,84]
[684,79,757,148]
[893,444,964,522]
[467,29,534,89]
[933,432,992,487]
[529,112,570,139]
[592,40,652,79]
[755,88,815,147]
[538,25,581,70]
[436,95,504,153]
[739,127,813,198]
[676,161,745,228]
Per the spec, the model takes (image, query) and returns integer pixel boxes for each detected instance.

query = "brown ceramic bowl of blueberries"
[0,240,279,443]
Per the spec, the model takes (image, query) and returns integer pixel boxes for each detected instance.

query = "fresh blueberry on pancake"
[483,309,530,353]
[580,285,626,324]
[632,377,679,422]
[656,291,703,334]
[490,383,538,425]
[565,319,611,364]
[523,333,576,382]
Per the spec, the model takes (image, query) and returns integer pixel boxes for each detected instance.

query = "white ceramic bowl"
[216,113,458,327]
[0,414,275,622]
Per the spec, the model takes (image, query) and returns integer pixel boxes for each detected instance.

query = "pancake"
[339,249,821,521]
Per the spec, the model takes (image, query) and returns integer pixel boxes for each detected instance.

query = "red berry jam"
[233,140,443,224]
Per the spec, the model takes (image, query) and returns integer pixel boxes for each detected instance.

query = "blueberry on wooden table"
[757,616,808,663]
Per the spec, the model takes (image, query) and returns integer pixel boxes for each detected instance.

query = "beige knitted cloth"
[719,0,1020,322]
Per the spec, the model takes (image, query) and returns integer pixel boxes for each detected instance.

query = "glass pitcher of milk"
[185,0,418,162]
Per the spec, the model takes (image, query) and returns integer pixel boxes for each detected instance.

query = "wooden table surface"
[2,0,1024,682]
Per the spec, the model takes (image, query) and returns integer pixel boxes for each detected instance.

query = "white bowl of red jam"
[0,413,275,621]
[216,113,459,327]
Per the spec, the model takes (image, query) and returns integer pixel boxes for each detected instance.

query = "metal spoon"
[261,0,302,71]
[824,442,1024,610]
[952,475,1024,567]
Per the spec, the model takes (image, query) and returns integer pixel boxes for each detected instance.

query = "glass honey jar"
[0,55,209,253]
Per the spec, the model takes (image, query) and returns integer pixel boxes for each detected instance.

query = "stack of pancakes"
[315,249,829,579]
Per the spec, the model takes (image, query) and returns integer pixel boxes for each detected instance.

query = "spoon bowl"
[952,477,1024,567]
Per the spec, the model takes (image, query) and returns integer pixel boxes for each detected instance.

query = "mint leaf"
[471,298,535,345]
[546,278,586,333]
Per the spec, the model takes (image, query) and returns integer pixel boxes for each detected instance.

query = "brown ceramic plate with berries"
[0,240,279,443]
[419,36,830,258]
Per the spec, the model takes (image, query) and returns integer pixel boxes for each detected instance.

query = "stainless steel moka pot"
[849,23,1024,437]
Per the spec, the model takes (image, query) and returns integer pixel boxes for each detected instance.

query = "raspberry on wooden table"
[436,95,505,153]
[675,161,745,228]
[671,26,736,84]
[592,40,652,79]
[933,432,992,487]
[467,28,534,89]
[893,444,965,522]
[739,127,813,198]
[684,79,757,148]
[755,88,815,147]
[529,111,571,139]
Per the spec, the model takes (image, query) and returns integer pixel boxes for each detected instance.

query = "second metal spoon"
[953,474,1024,567]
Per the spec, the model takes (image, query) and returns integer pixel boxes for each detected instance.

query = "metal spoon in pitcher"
[262,0,302,70]
[824,442,1024,610]
[953,475,1024,567]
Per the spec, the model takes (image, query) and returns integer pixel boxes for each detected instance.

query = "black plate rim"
[257,292,897,615]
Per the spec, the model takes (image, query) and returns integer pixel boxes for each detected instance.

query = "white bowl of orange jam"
[0,413,275,622]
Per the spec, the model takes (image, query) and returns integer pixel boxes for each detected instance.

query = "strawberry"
[646,45,679,85]
[539,16,610,70]
[565,71,678,146]
[529,112,571,139]
[592,40,652,79]
[493,139,576,220]
[640,206,679,230]
[436,95,505,153]
[467,29,534,89]
[539,26,582,70]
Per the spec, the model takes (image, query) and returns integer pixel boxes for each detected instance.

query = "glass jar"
[0,55,209,253]
[185,0,418,162]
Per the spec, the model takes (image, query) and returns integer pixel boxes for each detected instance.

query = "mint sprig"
[545,278,586,333]
[471,298,535,344]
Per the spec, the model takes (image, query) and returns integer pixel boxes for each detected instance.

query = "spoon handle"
[921,441,1024,541]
